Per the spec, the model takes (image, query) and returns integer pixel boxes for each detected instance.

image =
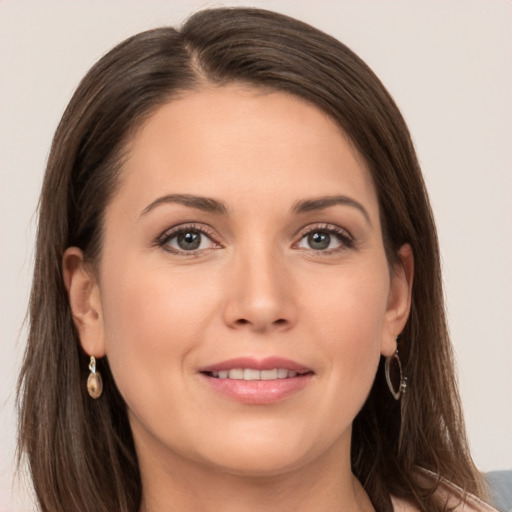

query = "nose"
[222,246,297,334]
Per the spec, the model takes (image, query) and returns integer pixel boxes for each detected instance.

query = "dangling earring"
[385,350,407,400]
[386,348,407,452]
[87,356,103,399]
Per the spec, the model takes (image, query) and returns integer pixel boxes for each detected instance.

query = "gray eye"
[307,231,331,250]
[176,231,202,250]
[297,229,344,251]
[161,225,218,254]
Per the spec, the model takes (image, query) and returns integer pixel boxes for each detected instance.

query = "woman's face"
[68,85,412,478]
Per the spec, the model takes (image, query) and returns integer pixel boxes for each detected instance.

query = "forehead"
[114,85,378,217]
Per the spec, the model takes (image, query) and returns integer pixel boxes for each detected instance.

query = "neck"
[137,436,374,512]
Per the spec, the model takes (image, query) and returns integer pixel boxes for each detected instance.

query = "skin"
[64,85,413,512]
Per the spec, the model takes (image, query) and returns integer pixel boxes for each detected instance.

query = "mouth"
[203,368,311,380]
[199,357,314,404]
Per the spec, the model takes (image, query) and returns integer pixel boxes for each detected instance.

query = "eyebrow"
[140,194,228,217]
[140,193,371,225]
[292,195,372,225]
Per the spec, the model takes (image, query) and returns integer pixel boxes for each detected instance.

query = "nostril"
[233,318,287,328]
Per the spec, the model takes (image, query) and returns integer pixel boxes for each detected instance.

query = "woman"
[17,7,497,512]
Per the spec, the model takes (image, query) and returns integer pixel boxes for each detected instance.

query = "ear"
[381,243,414,356]
[62,247,106,358]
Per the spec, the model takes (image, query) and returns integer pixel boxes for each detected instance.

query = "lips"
[200,356,311,373]
[199,357,314,404]
[208,368,303,380]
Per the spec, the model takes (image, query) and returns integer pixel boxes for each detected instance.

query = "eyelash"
[156,222,355,256]
[157,223,220,255]
[295,223,355,254]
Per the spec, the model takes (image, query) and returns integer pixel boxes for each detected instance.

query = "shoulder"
[391,491,498,512]
[390,469,500,512]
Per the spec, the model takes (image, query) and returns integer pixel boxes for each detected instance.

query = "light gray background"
[1,1,510,510]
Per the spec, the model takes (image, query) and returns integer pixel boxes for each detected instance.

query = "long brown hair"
[18,7,485,512]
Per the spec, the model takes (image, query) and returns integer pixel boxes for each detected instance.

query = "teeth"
[261,369,278,380]
[211,368,303,380]
[277,368,288,379]
[244,368,260,380]
[228,368,244,379]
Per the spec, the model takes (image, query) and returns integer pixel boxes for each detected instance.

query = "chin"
[191,427,337,478]
[206,449,309,478]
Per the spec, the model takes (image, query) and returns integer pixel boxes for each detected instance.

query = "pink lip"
[199,356,311,373]
[199,357,314,405]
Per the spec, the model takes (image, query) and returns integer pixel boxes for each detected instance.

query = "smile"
[206,368,308,380]
[199,357,314,404]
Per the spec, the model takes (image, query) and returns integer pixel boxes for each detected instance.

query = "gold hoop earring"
[385,350,407,400]
[87,356,103,399]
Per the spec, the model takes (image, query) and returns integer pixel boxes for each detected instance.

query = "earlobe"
[62,247,106,358]
[382,244,414,356]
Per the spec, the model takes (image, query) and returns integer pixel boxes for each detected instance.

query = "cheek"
[98,258,217,407]
[300,262,390,387]
[303,261,389,341]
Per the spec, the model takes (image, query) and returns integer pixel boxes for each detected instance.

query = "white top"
[391,470,499,512]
